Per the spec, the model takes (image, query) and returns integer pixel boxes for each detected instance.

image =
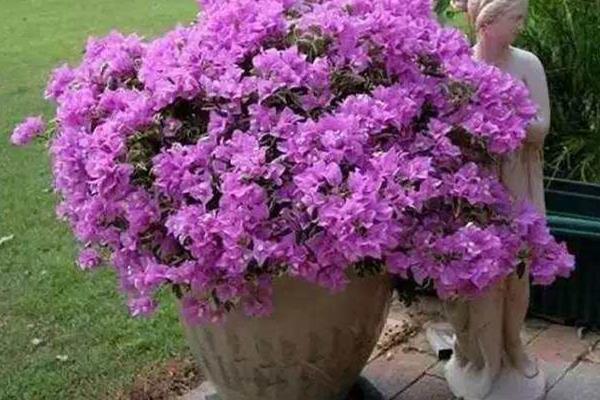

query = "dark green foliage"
[517,0,600,182]
[127,126,162,189]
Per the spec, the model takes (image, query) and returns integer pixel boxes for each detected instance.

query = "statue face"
[480,7,526,46]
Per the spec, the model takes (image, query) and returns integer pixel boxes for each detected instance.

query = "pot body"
[183,274,392,400]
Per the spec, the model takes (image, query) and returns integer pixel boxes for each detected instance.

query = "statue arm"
[524,54,551,145]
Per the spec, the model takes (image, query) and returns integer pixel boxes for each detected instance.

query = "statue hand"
[450,0,468,12]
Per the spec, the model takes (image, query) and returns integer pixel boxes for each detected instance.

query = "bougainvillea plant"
[11,0,574,324]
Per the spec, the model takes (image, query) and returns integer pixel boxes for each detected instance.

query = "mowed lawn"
[0,1,197,398]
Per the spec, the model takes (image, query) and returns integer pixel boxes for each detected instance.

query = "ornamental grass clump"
[12,0,574,324]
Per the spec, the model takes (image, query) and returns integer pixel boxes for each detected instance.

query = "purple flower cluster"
[10,116,46,146]
[12,0,574,323]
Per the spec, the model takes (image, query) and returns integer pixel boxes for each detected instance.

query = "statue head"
[466,0,528,45]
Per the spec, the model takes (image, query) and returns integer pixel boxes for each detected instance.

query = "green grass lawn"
[0,1,197,398]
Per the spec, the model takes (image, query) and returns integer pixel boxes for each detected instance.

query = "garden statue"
[443,0,551,399]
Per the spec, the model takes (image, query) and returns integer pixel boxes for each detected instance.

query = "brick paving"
[362,347,438,399]
[182,296,600,400]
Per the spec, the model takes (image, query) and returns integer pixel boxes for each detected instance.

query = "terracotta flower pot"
[182,273,392,400]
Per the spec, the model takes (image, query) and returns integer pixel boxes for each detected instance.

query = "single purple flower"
[78,248,102,270]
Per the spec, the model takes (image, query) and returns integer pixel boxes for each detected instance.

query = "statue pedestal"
[445,358,547,400]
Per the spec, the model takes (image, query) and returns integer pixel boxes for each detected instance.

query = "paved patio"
[183,296,600,400]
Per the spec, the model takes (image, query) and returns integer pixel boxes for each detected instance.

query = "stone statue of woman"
[441,1,551,399]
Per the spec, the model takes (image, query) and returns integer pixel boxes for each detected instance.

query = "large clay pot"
[183,273,392,400]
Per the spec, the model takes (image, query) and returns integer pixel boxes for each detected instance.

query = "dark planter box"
[529,178,600,328]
